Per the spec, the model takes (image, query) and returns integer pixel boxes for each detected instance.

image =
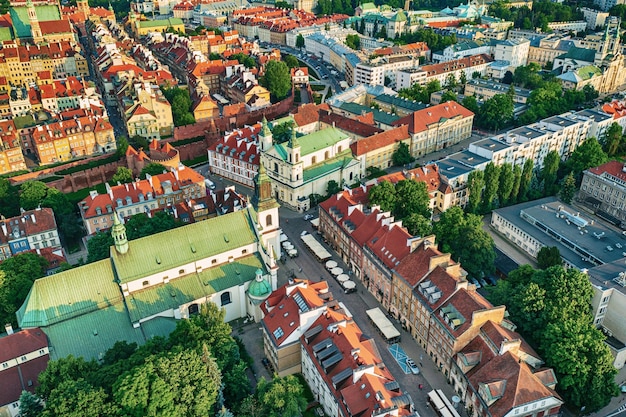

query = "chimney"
[4,323,13,335]
[1,223,6,236]
[31,214,36,223]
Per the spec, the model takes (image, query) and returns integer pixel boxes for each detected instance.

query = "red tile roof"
[434,288,494,337]
[292,103,320,127]
[395,241,445,286]
[392,101,474,134]
[39,19,72,35]
[0,208,58,244]
[588,160,626,182]
[468,352,561,417]
[262,280,332,346]
[373,164,443,194]
[319,110,383,138]
[350,124,410,156]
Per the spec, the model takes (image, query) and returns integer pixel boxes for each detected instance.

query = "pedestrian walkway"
[388,344,410,374]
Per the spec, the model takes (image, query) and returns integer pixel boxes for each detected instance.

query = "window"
[242,249,247,254]
[221,291,232,306]
[266,214,272,226]
[39,349,45,355]
[142,280,149,286]
[179,269,185,275]
[312,156,316,164]
[212,259,217,264]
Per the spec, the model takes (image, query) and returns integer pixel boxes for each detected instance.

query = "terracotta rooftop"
[587,160,626,183]
[0,208,58,244]
[319,110,383,138]
[392,101,474,134]
[350,124,410,156]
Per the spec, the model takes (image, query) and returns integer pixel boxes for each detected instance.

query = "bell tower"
[111,212,129,255]
[77,0,90,16]
[252,162,281,264]
[27,0,43,45]
[258,116,273,152]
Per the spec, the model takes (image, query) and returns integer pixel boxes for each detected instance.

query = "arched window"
[312,156,317,164]
[179,269,185,275]
[142,280,149,287]
[325,151,329,159]
[221,292,232,306]
[266,214,272,226]
[188,303,199,315]
[338,146,342,153]
[125,196,132,205]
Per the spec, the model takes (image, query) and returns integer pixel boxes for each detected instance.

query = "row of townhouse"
[316,189,563,417]
[260,279,419,417]
[0,41,89,87]
[436,107,614,207]
[0,207,61,262]
[78,164,206,235]
[90,20,176,141]
[396,54,493,90]
[31,114,115,164]
[0,119,27,176]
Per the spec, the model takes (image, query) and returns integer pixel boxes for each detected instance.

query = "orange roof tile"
[350,124,409,156]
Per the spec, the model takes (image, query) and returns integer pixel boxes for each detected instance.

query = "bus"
[427,389,461,417]
[365,308,401,344]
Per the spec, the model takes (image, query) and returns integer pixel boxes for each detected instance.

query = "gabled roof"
[433,288,495,337]
[262,279,331,347]
[0,328,48,364]
[0,208,58,243]
[392,101,474,134]
[350,125,410,156]
[366,222,412,269]
[395,241,445,286]
[468,352,562,417]
[587,160,626,182]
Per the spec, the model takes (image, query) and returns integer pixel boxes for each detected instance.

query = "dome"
[248,268,271,298]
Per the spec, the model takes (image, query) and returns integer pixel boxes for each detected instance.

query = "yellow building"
[192,95,219,122]
[0,41,88,87]
[349,125,411,171]
[0,120,26,175]
[129,12,185,37]
[32,115,115,164]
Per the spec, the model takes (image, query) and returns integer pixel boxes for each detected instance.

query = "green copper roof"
[0,27,13,42]
[275,127,348,158]
[303,149,359,182]
[137,17,184,29]
[248,275,271,298]
[10,5,61,39]
[17,259,122,328]
[111,209,258,284]
[391,10,407,22]
[360,2,377,10]
[556,46,596,63]
[42,304,144,361]
[576,65,602,80]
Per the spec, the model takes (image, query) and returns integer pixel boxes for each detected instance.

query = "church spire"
[252,162,279,213]
[288,127,299,149]
[112,212,129,254]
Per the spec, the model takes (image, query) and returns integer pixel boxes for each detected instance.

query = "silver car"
[406,358,420,374]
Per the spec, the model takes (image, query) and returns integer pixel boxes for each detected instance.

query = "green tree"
[140,163,167,179]
[18,391,44,417]
[564,138,608,185]
[403,213,432,237]
[391,141,414,166]
[540,150,560,196]
[466,170,484,214]
[326,180,341,196]
[239,396,264,417]
[116,136,129,158]
[0,253,48,327]
[478,94,514,132]
[284,55,299,69]
[559,172,576,204]
[271,120,294,144]
[42,379,118,417]
[368,181,397,213]
[394,180,430,219]
[345,34,361,50]
[86,231,115,263]
[537,246,562,269]
[459,71,467,86]
[111,167,133,184]
[440,90,457,103]
[296,34,305,49]
[602,122,623,157]
[0,177,20,217]
[481,162,500,212]
[261,60,292,100]
[20,181,53,210]
[37,355,99,399]
[497,163,515,205]
[518,159,534,202]
[460,96,479,116]
[510,164,522,205]
[113,347,221,417]
[444,73,457,89]
[433,206,495,278]
[256,375,307,417]
[162,86,195,127]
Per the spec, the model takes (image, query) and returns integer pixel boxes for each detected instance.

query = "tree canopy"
[261,60,292,101]
[368,179,430,222]
[488,265,618,411]
[33,302,257,416]
[433,206,495,278]
[140,163,167,179]
[111,167,133,185]
[161,87,195,127]
[537,246,562,269]
[391,142,414,166]
[0,253,48,327]
[563,137,608,185]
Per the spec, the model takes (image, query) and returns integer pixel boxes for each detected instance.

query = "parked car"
[479,277,488,287]
[406,358,420,374]
[486,276,498,286]
[303,214,314,221]
[469,277,481,289]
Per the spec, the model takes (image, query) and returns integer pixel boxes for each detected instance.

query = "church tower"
[77,0,90,16]
[111,212,129,254]
[252,162,280,285]
[258,116,273,152]
[287,128,303,187]
[26,0,43,45]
